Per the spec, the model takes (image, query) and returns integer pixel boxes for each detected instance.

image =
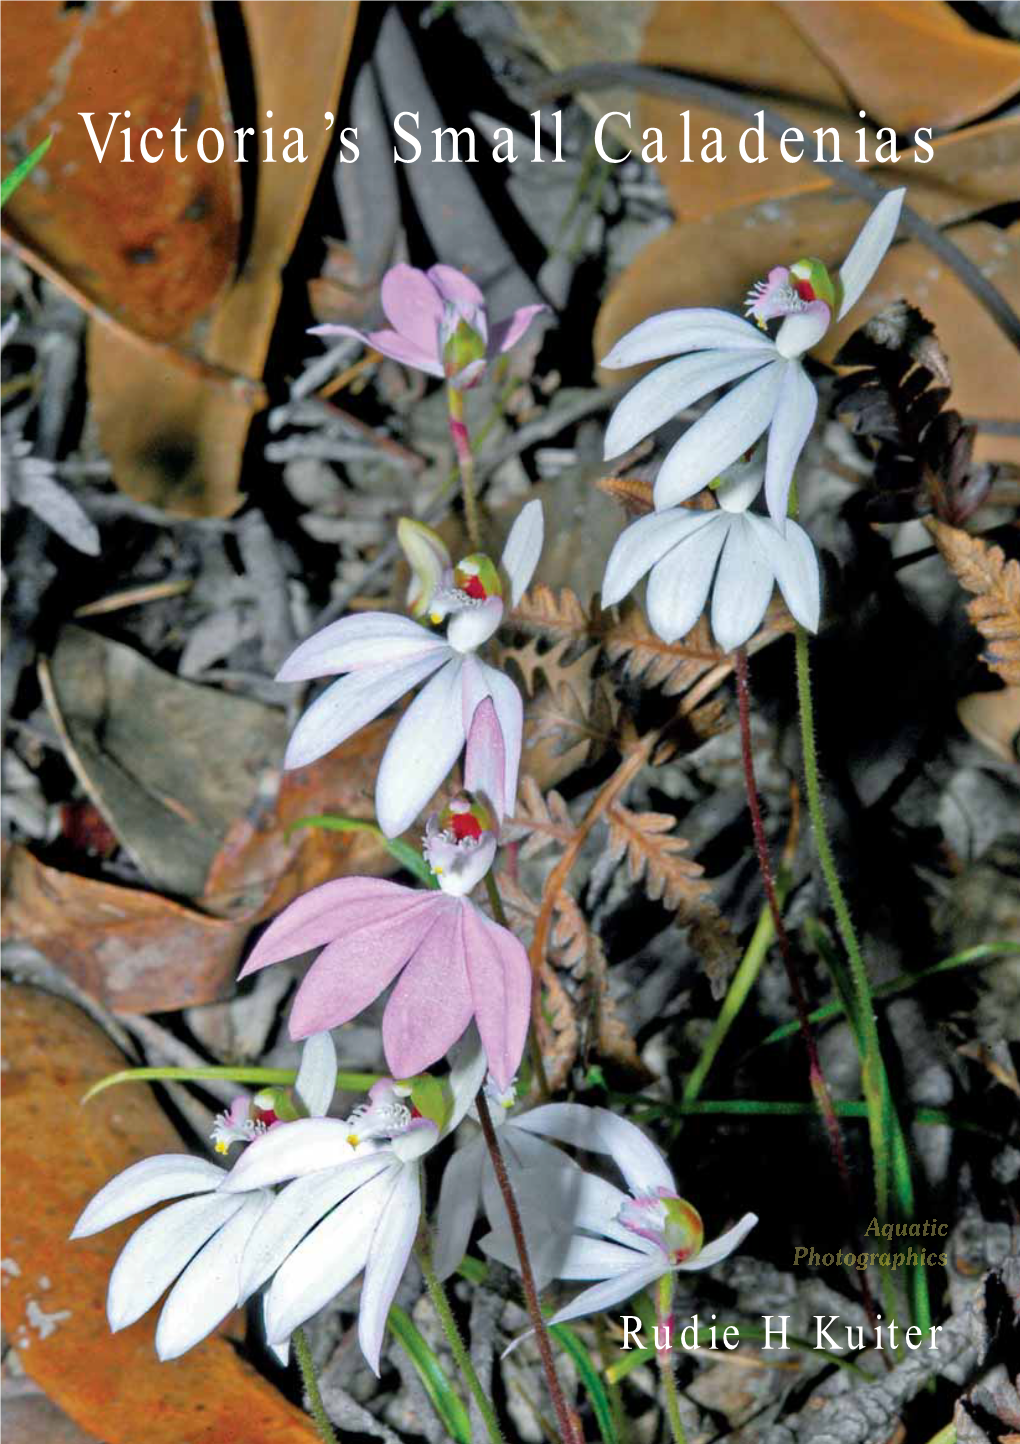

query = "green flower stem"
[293,1326,336,1444]
[417,1242,505,1444]
[683,897,775,1103]
[81,1064,379,1105]
[794,625,892,1214]
[447,385,482,550]
[656,1275,687,1444]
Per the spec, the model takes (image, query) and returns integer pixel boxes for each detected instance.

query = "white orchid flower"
[601,450,820,651]
[220,1034,488,1375]
[70,1033,338,1361]
[278,499,544,838]
[602,189,905,526]
[477,1105,757,1335]
[433,1078,586,1282]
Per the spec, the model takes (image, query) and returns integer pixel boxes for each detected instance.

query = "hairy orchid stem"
[417,1241,505,1444]
[293,1326,337,1444]
[655,1275,687,1444]
[734,649,880,1333]
[733,649,851,1184]
[485,870,550,1099]
[475,1091,581,1444]
[793,627,892,1213]
[447,386,482,551]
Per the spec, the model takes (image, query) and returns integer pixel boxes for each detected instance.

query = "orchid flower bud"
[398,518,452,620]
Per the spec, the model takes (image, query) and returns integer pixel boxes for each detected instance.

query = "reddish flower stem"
[733,647,878,1331]
[475,1091,582,1444]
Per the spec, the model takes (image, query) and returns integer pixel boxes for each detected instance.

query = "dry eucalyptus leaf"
[0,983,321,1444]
[41,627,287,900]
[958,688,1020,765]
[0,842,247,1014]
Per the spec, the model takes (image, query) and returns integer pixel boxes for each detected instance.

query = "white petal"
[601,507,718,608]
[474,662,524,818]
[264,1167,396,1343]
[494,1161,640,1256]
[156,1191,272,1360]
[646,517,727,644]
[277,613,448,681]
[774,303,831,359]
[512,1104,676,1195]
[284,650,448,770]
[654,362,784,510]
[71,1155,224,1238]
[751,517,821,633]
[710,515,775,653]
[294,1031,337,1119]
[447,596,504,653]
[602,309,775,368]
[359,1166,421,1374]
[765,361,817,526]
[837,189,905,320]
[500,499,544,605]
[544,1259,667,1329]
[221,1118,355,1192]
[604,350,773,459]
[676,1212,758,1271]
[433,1141,485,1280]
[445,1027,489,1135]
[107,1192,245,1332]
[376,657,466,837]
[239,1155,393,1300]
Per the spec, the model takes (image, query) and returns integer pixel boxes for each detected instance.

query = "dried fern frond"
[510,584,605,642]
[506,777,577,859]
[605,607,723,698]
[927,519,1020,685]
[605,804,711,912]
[596,473,654,516]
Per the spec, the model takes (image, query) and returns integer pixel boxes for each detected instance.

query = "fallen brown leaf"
[86,1,360,515]
[0,0,239,341]
[0,982,320,1443]
[1,842,246,1014]
[957,688,1020,766]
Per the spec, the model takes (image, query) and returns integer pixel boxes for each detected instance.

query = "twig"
[537,63,1020,353]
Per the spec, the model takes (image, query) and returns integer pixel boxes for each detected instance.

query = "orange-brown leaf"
[0,983,320,1444]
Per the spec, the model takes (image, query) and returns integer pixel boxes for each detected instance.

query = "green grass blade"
[81,1064,379,1104]
[2,135,52,208]
[389,1304,473,1444]
[757,942,1020,1047]
[286,814,437,887]
[551,1325,619,1444]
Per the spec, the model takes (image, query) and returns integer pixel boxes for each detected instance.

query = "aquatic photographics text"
[76,108,937,168]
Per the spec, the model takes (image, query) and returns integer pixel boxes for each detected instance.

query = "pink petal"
[380,264,444,359]
[464,696,506,824]
[476,662,523,821]
[427,264,485,309]
[460,903,531,1091]
[382,898,472,1078]
[310,321,444,377]
[488,304,547,356]
[240,878,416,978]
[288,894,443,1037]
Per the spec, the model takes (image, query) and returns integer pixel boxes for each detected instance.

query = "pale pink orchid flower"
[478,1105,757,1339]
[239,801,530,1090]
[311,262,546,389]
[276,499,543,837]
[221,1036,488,1374]
[602,188,905,526]
[69,1033,337,1362]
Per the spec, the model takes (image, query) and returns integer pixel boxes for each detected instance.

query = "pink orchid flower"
[239,801,530,1089]
[312,262,547,389]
